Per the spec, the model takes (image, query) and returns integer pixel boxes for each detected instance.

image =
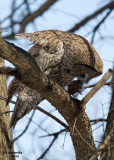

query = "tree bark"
[68,111,96,160]
[0,58,14,160]
[101,69,114,160]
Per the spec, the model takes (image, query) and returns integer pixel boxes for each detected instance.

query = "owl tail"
[10,98,32,129]
[6,78,20,105]
[10,90,43,129]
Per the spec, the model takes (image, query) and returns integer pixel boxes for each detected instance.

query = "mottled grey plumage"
[7,30,103,128]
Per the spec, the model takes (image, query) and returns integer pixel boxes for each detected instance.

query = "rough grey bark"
[102,69,114,160]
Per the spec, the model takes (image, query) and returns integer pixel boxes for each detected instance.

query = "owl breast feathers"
[7,30,103,128]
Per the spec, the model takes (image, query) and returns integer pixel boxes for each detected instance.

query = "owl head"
[58,31,103,84]
[70,64,102,83]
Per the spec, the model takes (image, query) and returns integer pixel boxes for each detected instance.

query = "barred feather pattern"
[8,30,103,128]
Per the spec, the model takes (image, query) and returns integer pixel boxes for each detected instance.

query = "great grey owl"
[7,30,103,128]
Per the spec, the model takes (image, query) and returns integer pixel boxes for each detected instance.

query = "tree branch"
[37,129,67,160]
[0,67,19,77]
[12,110,35,144]
[89,127,114,160]
[37,135,57,160]
[101,65,114,159]
[18,0,57,33]
[0,111,13,116]
[85,81,114,89]
[2,0,58,39]
[0,38,79,124]
[91,9,113,44]
[39,129,67,138]
[81,69,114,107]
[90,118,107,124]
[0,118,12,150]
[0,94,68,130]
[68,1,114,32]
[35,106,69,130]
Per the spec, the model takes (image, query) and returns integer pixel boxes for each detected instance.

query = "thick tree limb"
[0,38,78,122]
[68,1,114,32]
[0,31,15,159]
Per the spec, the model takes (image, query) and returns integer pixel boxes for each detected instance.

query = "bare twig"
[91,9,113,44]
[12,110,35,144]
[0,118,12,149]
[37,129,68,159]
[89,127,114,160]
[18,0,57,33]
[90,118,107,124]
[72,118,77,135]
[37,129,66,160]
[2,0,57,39]
[0,95,15,104]
[0,95,7,101]
[2,1,24,23]
[35,106,69,130]
[81,69,114,107]
[61,131,67,149]
[0,67,19,77]
[0,111,13,116]
[102,59,114,64]
[37,136,57,160]
[92,108,114,126]
[85,81,114,89]
[0,94,69,130]
[39,129,67,138]
[68,1,114,32]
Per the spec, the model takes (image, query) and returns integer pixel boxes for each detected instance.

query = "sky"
[0,0,114,160]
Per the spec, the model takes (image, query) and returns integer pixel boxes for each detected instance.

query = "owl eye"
[80,71,85,77]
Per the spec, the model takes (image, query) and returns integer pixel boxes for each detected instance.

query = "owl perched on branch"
[7,30,103,128]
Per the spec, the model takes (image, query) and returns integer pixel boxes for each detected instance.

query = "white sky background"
[0,0,114,160]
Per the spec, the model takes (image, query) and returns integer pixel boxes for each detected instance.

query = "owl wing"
[15,30,64,73]
[6,77,20,105]
[9,31,65,128]
[10,84,42,129]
